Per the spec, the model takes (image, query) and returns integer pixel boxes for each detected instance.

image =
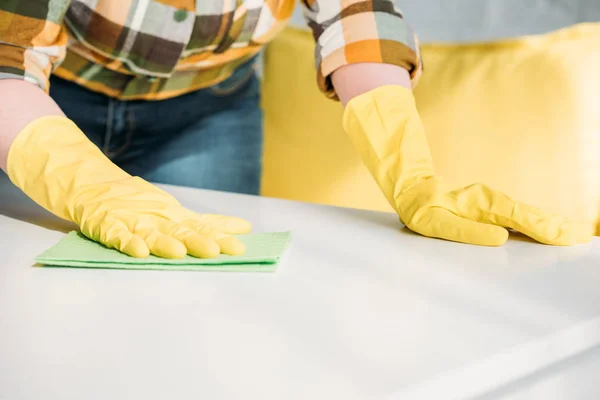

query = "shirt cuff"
[314,13,423,100]
[0,43,58,92]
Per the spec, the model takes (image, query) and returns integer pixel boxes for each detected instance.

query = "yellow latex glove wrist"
[8,116,251,258]
[343,86,591,246]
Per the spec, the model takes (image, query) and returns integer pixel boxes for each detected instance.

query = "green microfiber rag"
[35,231,292,272]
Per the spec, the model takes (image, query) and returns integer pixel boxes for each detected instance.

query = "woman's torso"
[56,0,295,100]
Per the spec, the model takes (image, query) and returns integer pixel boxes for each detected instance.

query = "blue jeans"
[49,61,263,195]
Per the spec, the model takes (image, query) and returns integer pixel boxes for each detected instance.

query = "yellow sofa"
[261,25,600,234]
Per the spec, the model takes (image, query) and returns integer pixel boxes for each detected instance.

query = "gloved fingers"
[158,220,246,257]
[134,228,188,259]
[182,220,246,255]
[215,235,246,256]
[84,218,150,258]
[178,233,221,258]
[409,207,509,246]
[453,184,584,246]
[507,204,580,245]
[150,221,222,259]
[185,212,252,235]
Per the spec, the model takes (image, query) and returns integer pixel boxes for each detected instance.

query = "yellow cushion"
[261,24,600,233]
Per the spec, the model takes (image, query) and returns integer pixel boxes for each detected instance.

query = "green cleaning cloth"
[35,231,291,272]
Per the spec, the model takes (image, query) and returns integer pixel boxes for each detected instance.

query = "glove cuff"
[342,85,435,209]
[7,115,127,221]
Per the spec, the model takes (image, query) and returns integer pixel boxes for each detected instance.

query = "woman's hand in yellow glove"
[69,175,252,259]
[8,116,251,258]
[343,85,591,246]
[397,177,589,246]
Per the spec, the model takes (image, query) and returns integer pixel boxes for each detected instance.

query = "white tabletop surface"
[1,172,600,400]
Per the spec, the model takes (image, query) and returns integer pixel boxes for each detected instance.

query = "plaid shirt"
[0,0,421,101]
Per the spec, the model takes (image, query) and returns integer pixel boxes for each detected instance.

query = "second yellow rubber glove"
[7,116,251,258]
[343,86,590,246]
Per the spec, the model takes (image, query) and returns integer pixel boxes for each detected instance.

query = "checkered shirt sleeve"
[301,0,422,99]
[0,1,70,91]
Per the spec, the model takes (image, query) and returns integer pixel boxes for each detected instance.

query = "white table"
[1,173,600,400]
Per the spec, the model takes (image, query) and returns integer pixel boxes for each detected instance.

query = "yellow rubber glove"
[343,86,591,246]
[7,116,251,258]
